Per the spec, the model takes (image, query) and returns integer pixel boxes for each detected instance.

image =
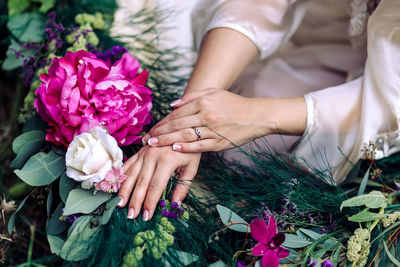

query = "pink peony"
[34,50,152,148]
[94,166,127,193]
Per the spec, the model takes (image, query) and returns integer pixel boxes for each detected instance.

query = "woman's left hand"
[143,89,272,152]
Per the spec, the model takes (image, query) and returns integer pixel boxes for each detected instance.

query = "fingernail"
[127,208,135,219]
[141,136,146,146]
[143,133,150,142]
[143,210,149,221]
[117,197,124,207]
[148,137,158,146]
[176,201,182,206]
[172,144,182,151]
[170,99,182,107]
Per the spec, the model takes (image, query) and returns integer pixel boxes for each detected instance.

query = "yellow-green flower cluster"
[122,217,175,266]
[66,12,106,52]
[381,212,400,227]
[346,228,371,267]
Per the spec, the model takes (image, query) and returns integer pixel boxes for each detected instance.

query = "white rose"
[66,126,123,189]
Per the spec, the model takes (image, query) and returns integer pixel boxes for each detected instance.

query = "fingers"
[170,88,217,108]
[118,152,143,208]
[172,139,221,153]
[142,162,175,221]
[171,156,200,203]
[127,151,157,220]
[149,115,203,138]
[147,127,213,147]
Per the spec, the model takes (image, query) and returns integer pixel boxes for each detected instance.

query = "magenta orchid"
[250,216,289,267]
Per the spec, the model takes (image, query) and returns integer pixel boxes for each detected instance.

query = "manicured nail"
[127,208,135,219]
[117,197,124,207]
[148,137,158,146]
[170,99,182,107]
[172,144,182,151]
[143,210,149,221]
[141,136,146,146]
[143,133,150,142]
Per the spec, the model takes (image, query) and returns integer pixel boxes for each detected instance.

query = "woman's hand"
[144,89,307,153]
[143,89,273,152]
[117,146,201,221]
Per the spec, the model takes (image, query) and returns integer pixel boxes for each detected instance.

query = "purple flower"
[161,209,169,216]
[306,257,318,266]
[171,202,179,208]
[237,262,246,267]
[250,217,289,267]
[322,260,335,267]
[160,200,166,207]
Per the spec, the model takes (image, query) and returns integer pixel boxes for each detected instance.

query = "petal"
[278,247,290,258]
[251,243,268,256]
[261,250,279,267]
[266,216,278,241]
[250,219,269,244]
[271,232,285,248]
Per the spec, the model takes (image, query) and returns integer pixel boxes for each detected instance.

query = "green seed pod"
[66,34,75,44]
[144,230,155,240]
[75,14,84,25]
[151,247,162,260]
[87,32,99,46]
[133,235,144,246]
[134,246,143,260]
[182,211,189,221]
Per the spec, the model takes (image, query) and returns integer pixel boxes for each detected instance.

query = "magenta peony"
[34,50,152,148]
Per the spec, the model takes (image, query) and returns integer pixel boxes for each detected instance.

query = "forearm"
[185,28,258,95]
[253,97,307,136]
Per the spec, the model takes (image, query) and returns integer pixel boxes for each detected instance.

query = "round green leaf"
[59,173,77,203]
[7,13,46,42]
[216,204,249,233]
[63,189,110,216]
[12,130,45,154]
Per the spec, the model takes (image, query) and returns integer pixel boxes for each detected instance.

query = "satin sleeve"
[293,0,400,184]
[191,0,307,60]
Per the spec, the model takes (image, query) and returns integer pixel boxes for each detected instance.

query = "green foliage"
[47,235,65,255]
[33,0,56,13]
[46,202,68,235]
[63,188,110,215]
[8,193,30,234]
[8,0,30,16]
[348,209,387,222]
[59,215,103,261]
[100,196,120,225]
[14,151,65,186]
[340,190,387,210]
[7,13,45,42]
[283,233,312,248]
[216,204,249,233]
[10,130,45,168]
[2,38,35,70]
[59,173,77,203]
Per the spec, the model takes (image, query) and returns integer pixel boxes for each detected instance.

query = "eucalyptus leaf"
[46,188,53,216]
[2,39,35,71]
[47,235,65,255]
[299,228,323,241]
[8,194,29,234]
[216,204,249,233]
[348,210,387,222]
[60,216,102,261]
[100,196,120,225]
[340,190,387,210]
[7,13,45,42]
[12,130,45,154]
[280,248,298,264]
[59,173,76,203]
[163,249,199,267]
[357,167,371,196]
[208,260,226,267]
[282,234,312,248]
[34,0,56,13]
[63,189,110,216]
[8,0,30,16]
[14,151,65,186]
[46,203,68,235]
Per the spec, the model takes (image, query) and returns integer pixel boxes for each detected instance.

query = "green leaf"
[7,13,45,42]
[216,204,249,233]
[282,234,312,248]
[348,209,387,222]
[299,228,323,241]
[14,151,65,186]
[46,187,53,216]
[100,196,120,225]
[2,39,35,71]
[163,250,199,267]
[208,260,226,267]
[340,190,387,210]
[12,130,45,154]
[63,189,110,216]
[47,235,65,255]
[59,173,76,203]
[8,194,30,234]
[279,248,298,264]
[357,167,371,196]
[60,216,102,261]
[10,130,46,169]
[8,0,30,16]
[46,203,68,235]
[383,239,400,266]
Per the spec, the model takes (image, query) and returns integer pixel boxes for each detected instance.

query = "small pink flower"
[94,166,127,193]
[250,216,289,267]
[34,50,152,148]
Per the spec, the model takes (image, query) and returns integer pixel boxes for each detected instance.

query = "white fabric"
[190,0,400,183]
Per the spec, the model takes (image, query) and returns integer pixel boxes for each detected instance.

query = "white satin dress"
[112,0,400,184]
